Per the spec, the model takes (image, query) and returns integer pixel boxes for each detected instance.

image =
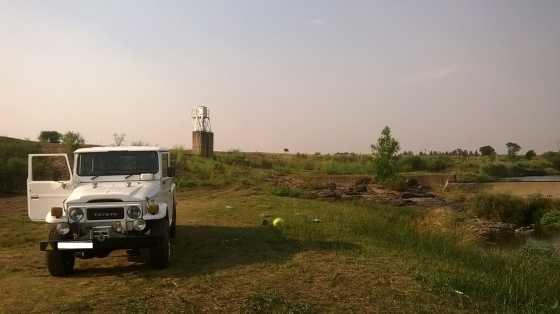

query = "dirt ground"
[0,191,473,314]
[484,182,560,197]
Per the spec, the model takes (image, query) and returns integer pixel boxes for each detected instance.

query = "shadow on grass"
[72,224,358,278]
[171,225,357,275]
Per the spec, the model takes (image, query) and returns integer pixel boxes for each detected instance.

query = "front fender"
[143,203,167,220]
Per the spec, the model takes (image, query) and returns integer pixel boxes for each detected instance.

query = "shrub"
[480,160,553,178]
[543,152,560,170]
[382,176,409,192]
[0,142,41,193]
[425,156,453,171]
[540,210,560,230]
[271,186,303,198]
[468,193,560,226]
[398,155,427,172]
[480,162,509,178]
[468,193,527,225]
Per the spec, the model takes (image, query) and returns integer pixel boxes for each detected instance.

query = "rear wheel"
[46,226,75,276]
[147,218,171,269]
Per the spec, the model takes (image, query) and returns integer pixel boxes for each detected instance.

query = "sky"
[1,0,559,154]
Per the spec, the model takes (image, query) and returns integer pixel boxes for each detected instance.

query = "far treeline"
[1,128,560,193]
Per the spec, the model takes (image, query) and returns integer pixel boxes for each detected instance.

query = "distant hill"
[0,136,94,153]
[0,136,33,144]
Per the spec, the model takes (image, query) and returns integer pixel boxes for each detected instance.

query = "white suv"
[27,146,176,276]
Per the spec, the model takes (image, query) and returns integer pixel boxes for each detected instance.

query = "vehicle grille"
[86,207,124,220]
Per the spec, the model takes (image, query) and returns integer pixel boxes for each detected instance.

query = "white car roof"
[74,146,168,153]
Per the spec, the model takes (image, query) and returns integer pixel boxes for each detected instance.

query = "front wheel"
[46,226,75,276]
[147,218,171,269]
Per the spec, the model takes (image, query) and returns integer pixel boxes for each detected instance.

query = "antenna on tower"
[192,105,214,157]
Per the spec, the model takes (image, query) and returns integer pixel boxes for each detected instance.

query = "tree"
[525,150,537,160]
[506,142,521,159]
[479,145,496,157]
[113,133,126,146]
[62,131,85,153]
[38,131,62,143]
[371,126,400,181]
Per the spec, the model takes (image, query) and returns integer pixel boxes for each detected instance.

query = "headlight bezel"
[127,206,142,219]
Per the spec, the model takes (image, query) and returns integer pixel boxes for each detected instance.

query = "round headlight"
[56,223,70,235]
[133,219,146,231]
[69,208,84,222]
[127,206,142,219]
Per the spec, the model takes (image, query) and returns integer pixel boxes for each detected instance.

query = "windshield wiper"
[124,173,139,180]
[91,175,99,180]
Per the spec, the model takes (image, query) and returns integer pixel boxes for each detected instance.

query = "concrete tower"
[192,105,214,157]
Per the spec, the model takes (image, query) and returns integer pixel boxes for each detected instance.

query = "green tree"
[371,126,400,181]
[525,150,536,160]
[506,142,521,159]
[62,131,85,153]
[479,145,496,157]
[38,131,62,143]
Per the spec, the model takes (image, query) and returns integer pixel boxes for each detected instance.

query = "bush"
[382,176,409,192]
[480,160,553,178]
[468,193,560,226]
[468,193,527,225]
[480,162,509,178]
[398,155,453,172]
[543,151,560,170]
[425,156,453,171]
[271,186,303,198]
[398,155,427,172]
[540,210,560,230]
[0,142,41,193]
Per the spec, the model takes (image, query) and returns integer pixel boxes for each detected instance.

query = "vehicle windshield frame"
[77,151,159,177]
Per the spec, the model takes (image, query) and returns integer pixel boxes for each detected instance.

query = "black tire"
[148,218,171,269]
[46,226,75,277]
[170,197,177,239]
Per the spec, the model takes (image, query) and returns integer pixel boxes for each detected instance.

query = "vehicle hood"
[66,181,161,204]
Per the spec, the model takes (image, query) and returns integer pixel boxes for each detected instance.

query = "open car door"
[27,154,73,221]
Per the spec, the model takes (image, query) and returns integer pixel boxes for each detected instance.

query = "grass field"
[1,187,559,313]
[485,182,560,198]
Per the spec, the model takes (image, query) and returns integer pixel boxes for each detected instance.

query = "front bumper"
[40,236,160,252]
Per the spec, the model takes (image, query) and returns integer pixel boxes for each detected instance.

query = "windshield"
[77,151,159,176]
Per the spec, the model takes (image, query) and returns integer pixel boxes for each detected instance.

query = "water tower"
[192,105,214,157]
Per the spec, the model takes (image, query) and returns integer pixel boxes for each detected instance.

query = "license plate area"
[57,241,93,250]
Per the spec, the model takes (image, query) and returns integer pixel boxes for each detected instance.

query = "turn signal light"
[51,207,63,218]
[147,201,159,215]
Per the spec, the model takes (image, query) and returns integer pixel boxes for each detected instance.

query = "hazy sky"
[1,1,559,153]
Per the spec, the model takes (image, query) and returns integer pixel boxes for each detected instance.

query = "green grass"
[226,193,560,313]
[467,193,560,226]
[1,190,559,313]
[0,215,46,248]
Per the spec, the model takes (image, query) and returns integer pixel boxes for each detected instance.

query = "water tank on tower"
[192,105,214,157]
